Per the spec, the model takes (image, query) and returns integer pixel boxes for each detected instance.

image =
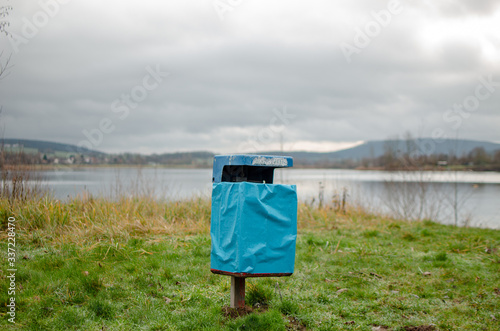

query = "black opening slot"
[221,165,274,184]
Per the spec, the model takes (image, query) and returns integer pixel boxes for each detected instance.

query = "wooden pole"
[230,276,245,308]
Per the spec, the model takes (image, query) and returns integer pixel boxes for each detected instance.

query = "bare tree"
[445,133,475,226]
[0,51,11,80]
[382,132,445,221]
[0,2,11,35]
[0,1,12,80]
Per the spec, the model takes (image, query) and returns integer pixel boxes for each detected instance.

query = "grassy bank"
[0,197,499,330]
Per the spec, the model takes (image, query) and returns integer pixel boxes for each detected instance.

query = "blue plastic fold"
[210,182,297,275]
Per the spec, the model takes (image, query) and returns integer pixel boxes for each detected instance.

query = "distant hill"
[261,138,500,165]
[326,138,500,160]
[1,138,104,155]
[2,138,499,168]
[0,138,215,166]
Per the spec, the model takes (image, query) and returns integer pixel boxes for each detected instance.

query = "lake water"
[40,167,500,229]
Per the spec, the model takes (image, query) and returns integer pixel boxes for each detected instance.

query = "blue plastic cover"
[210,182,298,275]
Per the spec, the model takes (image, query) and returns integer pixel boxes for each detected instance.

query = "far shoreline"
[17,163,500,173]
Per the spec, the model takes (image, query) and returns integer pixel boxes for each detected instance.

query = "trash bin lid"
[212,155,293,183]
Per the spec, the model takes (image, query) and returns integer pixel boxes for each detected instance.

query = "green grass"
[0,197,499,330]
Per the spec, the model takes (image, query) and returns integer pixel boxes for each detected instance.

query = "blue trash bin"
[210,155,298,277]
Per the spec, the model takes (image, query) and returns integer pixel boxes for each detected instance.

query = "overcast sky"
[0,0,499,154]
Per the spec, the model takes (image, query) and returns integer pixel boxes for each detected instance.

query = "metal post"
[230,276,245,308]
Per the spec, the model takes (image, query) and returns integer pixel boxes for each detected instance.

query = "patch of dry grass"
[1,192,397,247]
[1,195,211,245]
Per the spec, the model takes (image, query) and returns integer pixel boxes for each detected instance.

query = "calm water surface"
[41,167,500,229]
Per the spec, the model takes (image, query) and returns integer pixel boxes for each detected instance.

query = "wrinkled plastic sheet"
[210,182,297,275]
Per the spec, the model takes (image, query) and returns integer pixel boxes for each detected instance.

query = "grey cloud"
[436,0,500,17]
[1,1,499,153]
